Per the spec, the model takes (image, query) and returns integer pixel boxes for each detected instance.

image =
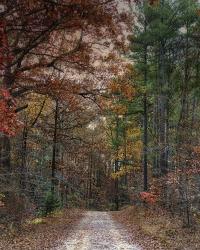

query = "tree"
[0,0,131,221]
[129,0,200,226]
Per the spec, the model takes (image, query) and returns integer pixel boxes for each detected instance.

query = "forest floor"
[0,209,83,250]
[1,207,200,250]
[112,205,200,250]
[0,210,141,250]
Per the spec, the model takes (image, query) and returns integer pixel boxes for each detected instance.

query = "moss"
[28,218,46,225]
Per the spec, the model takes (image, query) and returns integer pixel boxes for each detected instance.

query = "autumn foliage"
[0,88,22,136]
[140,192,157,204]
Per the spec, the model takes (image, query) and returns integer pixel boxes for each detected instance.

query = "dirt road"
[56,211,141,250]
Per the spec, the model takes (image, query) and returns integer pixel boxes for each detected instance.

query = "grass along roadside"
[0,209,84,250]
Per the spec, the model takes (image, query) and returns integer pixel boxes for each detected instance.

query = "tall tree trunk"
[158,0,168,175]
[143,15,148,190]
[51,99,59,195]
[20,126,28,192]
[158,43,168,175]
[115,116,119,210]
[2,67,13,186]
[176,23,192,226]
[1,134,11,179]
[143,93,148,190]
[114,159,119,211]
[123,117,128,187]
[88,152,93,208]
[153,98,159,176]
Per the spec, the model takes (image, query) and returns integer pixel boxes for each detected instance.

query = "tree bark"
[143,16,148,190]
[51,99,59,195]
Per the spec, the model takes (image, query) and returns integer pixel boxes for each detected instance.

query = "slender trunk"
[89,152,93,206]
[153,99,159,176]
[123,118,128,187]
[158,41,167,175]
[143,18,148,189]
[143,93,148,190]
[114,159,119,211]
[1,135,11,180]
[115,116,119,210]
[155,0,168,175]
[20,126,28,192]
[176,24,192,225]
[51,99,59,195]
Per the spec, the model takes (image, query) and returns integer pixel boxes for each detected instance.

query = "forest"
[0,1,200,249]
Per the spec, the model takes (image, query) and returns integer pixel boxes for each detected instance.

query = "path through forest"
[55,211,141,250]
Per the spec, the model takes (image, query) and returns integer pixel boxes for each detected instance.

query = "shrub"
[43,192,61,216]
